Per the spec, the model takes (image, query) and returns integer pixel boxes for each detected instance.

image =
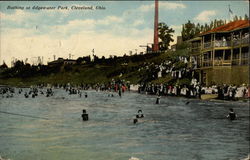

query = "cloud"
[0,10,67,31]
[170,25,182,31]
[138,2,186,12]
[2,1,181,64]
[45,15,126,38]
[97,16,123,25]
[194,10,216,22]
[1,21,152,66]
[1,8,126,36]
[139,4,153,12]
[0,10,35,23]
[65,19,96,30]
[132,19,144,26]
[159,2,186,10]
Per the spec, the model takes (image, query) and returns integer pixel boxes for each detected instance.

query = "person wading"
[227,108,237,120]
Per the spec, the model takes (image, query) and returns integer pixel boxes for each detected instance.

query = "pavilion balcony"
[214,40,231,47]
[190,47,201,53]
[232,59,240,66]
[241,58,249,65]
[202,37,249,50]
[202,60,212,67]
[232,40,241,46]
[232,58,248,66]
[204,42,212,49]
[242,37,249,45]
[199,58,248,68]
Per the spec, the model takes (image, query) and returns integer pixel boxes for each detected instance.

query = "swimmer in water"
[156,95,160,104]
[81,109,88,121]
[133,118,138,124]
[226,108,237,120]
[136,110,144,118]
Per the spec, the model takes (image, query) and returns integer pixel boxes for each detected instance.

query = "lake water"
[0,89,249,160]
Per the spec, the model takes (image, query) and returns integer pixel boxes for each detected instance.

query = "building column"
[202,36,204,50]
[239,31,242,65]
[223,50,225,65]
[199,70,202,84]
[230,48,233,66]
[212,34,215,66]
[201,53,203,68]
[231,32,233,47]
[230,49,233,66]
[199,55,202,68]
[230,32,233,66]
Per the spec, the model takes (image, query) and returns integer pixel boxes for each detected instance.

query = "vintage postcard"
[0,1,249,160]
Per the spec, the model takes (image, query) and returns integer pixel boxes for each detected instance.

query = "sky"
[0,0,249,66]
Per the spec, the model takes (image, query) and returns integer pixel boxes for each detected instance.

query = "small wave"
[129,157,142,160]
[0,156,11,160]
[241,154,250,160]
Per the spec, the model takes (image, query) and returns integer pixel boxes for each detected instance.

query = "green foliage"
[176,41,190,50]
[233,15,239,21]
[174,61,186,70]
[158,22,175,51]
[64,65,73,72]
[181,20,196,41]
[76,56,91,64]
[0,43,194,87]
[151,75,173,84]
[244,14,249,20]
[0,52,165,85]
[177,78,191,86]
[166,48,189,62]
[181,18,227,41]
[0,62,8,69]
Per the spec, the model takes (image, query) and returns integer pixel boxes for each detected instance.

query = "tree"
[209,21,214,30]
[244,14,249,20]
[204,23,209,32]
[194,23,201,36]
[200,25,204,33]
[233,15,239,21]
[158,22,175,51]
[13,60,24,69]
[93,54,99,63]
[181,20,195,41]
[0,62,8,69]
[83,56,91,63]
[213,19,218,28]
[76,57,84,64]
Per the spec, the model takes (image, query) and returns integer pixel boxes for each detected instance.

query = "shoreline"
[136,90,249,103]
[1,85,248,104]
[0,84,250,103]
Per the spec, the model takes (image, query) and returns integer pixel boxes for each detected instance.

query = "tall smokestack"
[153,0,159,52]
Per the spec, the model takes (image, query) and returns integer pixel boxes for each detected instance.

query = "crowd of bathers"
[138,83,249,100]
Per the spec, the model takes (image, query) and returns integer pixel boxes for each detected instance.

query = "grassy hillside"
[0,49,191,87]
[0,52,165,86]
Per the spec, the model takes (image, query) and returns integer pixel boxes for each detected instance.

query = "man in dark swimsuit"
[227,108,237,120]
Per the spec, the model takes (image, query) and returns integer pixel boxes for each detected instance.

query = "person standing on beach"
[118,84,122,97]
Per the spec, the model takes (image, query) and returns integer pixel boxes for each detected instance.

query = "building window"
[241,47,249,65]
[232,48,240,65]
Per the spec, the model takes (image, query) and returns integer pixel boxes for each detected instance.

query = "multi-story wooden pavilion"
[189,20,249,86]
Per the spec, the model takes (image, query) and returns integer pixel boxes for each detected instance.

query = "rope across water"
[0,110,49,120]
